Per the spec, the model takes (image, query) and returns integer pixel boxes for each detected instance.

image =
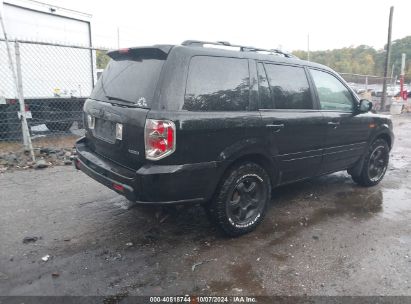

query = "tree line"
[96,36,411,82]
[292,36,411,81]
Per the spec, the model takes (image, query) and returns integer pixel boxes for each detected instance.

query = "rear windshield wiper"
[106,95,133,103]
[105,96,139,107]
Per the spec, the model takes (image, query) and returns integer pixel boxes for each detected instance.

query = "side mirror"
[358,99,372,113]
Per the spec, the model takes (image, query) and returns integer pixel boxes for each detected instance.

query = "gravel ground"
[0,114,410,299]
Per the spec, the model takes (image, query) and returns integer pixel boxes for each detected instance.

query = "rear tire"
[205,162,271,237]
[350,138,389,187]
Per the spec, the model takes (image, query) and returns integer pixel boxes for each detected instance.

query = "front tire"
[206,162,271,237]
[350,138,390,187]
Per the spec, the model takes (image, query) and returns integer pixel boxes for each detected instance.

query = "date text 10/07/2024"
[149,296,258,303]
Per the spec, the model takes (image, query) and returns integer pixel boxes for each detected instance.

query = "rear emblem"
[136,97,147,107]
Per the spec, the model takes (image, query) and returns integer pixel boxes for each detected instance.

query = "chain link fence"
[338,73,398,111]
[0,39,109,155]
[0,41,406,158]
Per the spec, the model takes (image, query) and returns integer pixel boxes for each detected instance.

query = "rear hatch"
[84,46,171,170]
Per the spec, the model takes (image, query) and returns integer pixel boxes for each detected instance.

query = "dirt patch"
[0,134,79,154]
[0,135,78,173]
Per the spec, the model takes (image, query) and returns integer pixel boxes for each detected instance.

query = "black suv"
[75,40,394,236]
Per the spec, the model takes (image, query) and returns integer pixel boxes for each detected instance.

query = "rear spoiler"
[107,45,173,61]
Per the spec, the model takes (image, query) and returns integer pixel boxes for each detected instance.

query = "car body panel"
[259,110,325,183]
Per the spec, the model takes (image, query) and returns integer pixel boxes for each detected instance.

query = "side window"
[184,56,250,111]
[264,64,313,110]
[310,69,355,111]
[257,62,273,109]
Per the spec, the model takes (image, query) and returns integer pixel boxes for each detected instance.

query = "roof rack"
[181,40,298,59]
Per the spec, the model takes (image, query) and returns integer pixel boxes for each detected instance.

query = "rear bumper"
[75,137,220,205]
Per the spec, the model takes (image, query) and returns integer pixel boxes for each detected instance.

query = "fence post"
[15,41,35,161]
[381,6,394,111]
[366,76,369,91]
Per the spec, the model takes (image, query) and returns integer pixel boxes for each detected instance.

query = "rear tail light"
[144,119,176,160]
[118,48,130,54]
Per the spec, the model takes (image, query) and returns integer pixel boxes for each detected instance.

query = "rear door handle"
[266,123,285,132]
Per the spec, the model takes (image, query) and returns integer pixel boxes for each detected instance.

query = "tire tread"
[206,162,271,237]
[350,138,389,187]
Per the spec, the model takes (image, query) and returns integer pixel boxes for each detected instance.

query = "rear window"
[263,64,313,110]
[90,58,164,108]
[184,56,250,111]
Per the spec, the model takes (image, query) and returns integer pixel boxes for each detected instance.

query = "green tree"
[390,36,411,81]
[292,36,411,81]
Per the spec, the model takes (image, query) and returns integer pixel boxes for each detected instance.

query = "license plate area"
[94,118,116,144]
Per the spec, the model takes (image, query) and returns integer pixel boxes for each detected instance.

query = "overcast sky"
[42,0,411,51]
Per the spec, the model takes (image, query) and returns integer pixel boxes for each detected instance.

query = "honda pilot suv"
[75,40,394,236]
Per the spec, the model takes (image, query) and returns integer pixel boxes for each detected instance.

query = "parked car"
[394,91,411,99]
[75,40,394,236]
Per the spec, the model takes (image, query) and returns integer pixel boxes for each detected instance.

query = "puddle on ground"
[208,262,265,294]
[260,177,410,244]
[334,189,383,215]
[379,188,411,220]
[397,235,411,244]
[335,186,410,221]
[390,157,409,170]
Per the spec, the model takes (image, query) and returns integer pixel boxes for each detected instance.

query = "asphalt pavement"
[0,114,410,298]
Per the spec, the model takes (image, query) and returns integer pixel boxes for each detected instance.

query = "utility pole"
[365,76,368,91]
[117,27,120,48]
[390,63,395,88]
[400,53,406,100]
[307,33,310,61]
[381,6,394,111]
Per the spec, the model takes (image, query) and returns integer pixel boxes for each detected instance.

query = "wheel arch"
[349,131,392,177]
[375,132,392,150]
[218,153,278,190]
